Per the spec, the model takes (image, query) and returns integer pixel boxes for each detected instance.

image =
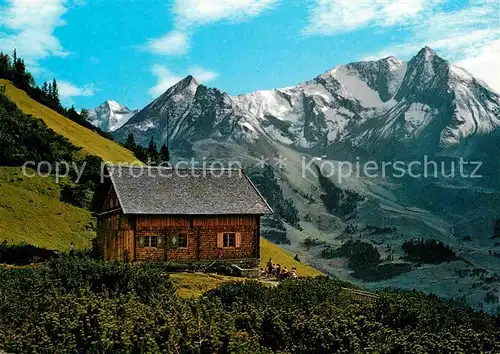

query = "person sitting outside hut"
[266,258,273,275]
[280,266,289,279]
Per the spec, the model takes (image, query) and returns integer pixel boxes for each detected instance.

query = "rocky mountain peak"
[87,100,137,132]
[171,75,199,93]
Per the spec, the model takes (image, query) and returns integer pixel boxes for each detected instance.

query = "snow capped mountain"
[347,47,500,155]
[234,46,499,155]
[87,100,138,132]
[234,55,407,147]
[114,47,499,158]
[114,75,263,147]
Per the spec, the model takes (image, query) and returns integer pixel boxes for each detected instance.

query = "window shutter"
[217,233,223,248]
[235,232,241,248]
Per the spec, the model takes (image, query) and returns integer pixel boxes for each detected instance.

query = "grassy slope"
[0,79,137,164]
[260,237,322,277]
[0,167,94,250]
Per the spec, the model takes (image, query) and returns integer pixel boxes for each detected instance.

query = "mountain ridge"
[112,47,499,159]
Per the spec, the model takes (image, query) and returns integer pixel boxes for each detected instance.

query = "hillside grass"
[170,273,247,298]
[260,237,323,277]
[0,167,94,251]
[0,79,138,164]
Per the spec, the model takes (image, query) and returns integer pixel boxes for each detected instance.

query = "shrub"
[321,240,381,271]
[0,242,58,265]
[402,238,457,264]
[245,165,300,227]
[0,258,499,353]
[315,165,364,217]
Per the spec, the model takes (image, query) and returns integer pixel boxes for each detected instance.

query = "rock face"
[114,47,499,159]
[87,100,138,132]
[113,76,262,148]
[346,47,500,157]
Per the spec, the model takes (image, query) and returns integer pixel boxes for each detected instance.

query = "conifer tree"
[124,133,137,150]
[42,82,48,95]
[51,78,59,105]
[80,108,89,121]
[12,49,16,69]
[159,143,169,164]
[0,52,11,79]
[147,136,157,164]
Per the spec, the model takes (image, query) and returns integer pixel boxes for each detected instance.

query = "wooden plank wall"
[96,212,134,261]
[98,214,261,264]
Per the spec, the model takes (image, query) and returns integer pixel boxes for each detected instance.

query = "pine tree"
[159,143,169,164]
[42,81,48,96]
[48,83,52,97]
[12,49,17,69]
[13,57,26,86]
[147,136,157,164]
[148,136,155,154]
[51,78,59,105]
[0,52,11,79]
[124,133,137,150]
[80,108,89,121]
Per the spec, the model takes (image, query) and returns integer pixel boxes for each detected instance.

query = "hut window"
[223,233,236,248]
[142,236,158,248]
[178,233,188,248]
[217,232,241,248]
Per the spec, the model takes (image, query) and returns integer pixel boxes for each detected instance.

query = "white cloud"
[58,80,97,99]
[173,0,278,25]
[148,66,183,97]
[148,64,219,97]
[456,40,500,92]
[189,66,218,82]
[0,0,69,67]
[304,0,430,35]
[321,0,499,92]
[145,30,190,56]
[144,0,279,56]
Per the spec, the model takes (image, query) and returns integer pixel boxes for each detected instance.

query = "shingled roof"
[101,165,273,215]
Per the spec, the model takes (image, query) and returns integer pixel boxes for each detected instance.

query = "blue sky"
[1,0,498,110]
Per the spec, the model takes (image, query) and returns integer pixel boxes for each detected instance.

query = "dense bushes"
[264,230,291,245]
[315,165,364,216]
[0,50,114,140]
[302,236,325,247]
[322,240,381,271]
[261,213,291,244]
[0,258,498,353]
[403,238,457,264]
[0,93,103,208]
[245,165,300,227]
[0,93,78,165]
[0,242,58,265]
[321,240,413,281]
